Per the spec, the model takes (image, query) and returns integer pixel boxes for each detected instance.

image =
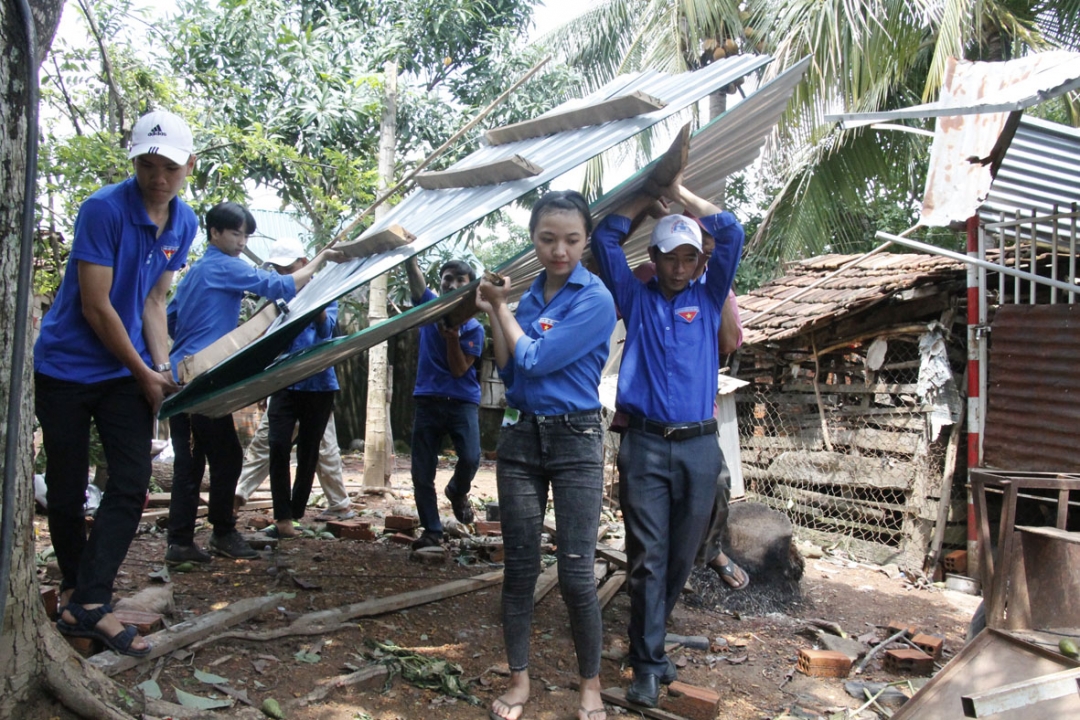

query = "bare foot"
[490,670,529,720]
[60,603,150,653]
[275,519,300,538]
[577,674,606,720]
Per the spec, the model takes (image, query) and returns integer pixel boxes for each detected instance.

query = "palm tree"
[538,0,1080,278]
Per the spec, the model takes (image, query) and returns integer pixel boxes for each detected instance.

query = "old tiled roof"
[739,252,966,345]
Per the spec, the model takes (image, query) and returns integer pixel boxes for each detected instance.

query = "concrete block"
[663,681,721,720]
[883,648,934,675]
[797,648,853,678]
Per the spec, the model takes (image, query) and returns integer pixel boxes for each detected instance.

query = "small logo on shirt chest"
[676,306,699,323]
[161,245,179,261]
[539,317,557,331]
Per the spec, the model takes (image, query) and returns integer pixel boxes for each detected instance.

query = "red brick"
[327,520,375,540]
[475,520,502,536]
[943,549,968,574]
[884,648,935,675]
[910,633,944,661]
[64,635,100,657]
[886,620,919,637]
[663,681,721,720]
[384,515,419,531]
[40,586,58,621]
[113,609,163,635]
[387,533,415,546]
[797,648,852,678]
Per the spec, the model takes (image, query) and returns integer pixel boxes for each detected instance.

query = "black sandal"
[56,602,151,657]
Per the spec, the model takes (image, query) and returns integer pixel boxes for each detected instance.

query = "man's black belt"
[627,415,717,441]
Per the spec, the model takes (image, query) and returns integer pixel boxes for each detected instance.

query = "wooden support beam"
[597,571,626,609]
[177,303,278,384]
[484,91,665,145]
[140,500,273,522]
[415,155,543,189]
[336,224,415,259]
[534,562,560,604]
[88,593,289,676]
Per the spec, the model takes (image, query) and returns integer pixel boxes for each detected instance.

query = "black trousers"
[268,390,336,521]
[35,373,152,605]
[168,411,241,544]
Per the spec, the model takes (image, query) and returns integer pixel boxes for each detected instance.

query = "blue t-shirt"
[34,177,198,384]
[591,211,744,423]
[286,301,339,392]
[168,245,296,377]
[413,288,485,404]
[499,262,616,415]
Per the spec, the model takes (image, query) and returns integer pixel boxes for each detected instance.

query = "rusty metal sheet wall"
[983,303,1080,471]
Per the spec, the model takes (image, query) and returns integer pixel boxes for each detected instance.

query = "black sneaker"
[165,543,212,566]
[411,530,443,551]
[444,487,475,524]
[209,530,259,559]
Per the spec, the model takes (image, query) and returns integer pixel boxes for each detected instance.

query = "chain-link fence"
[734,328,967,569]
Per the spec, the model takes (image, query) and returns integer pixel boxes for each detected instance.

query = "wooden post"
[363,60,396,488]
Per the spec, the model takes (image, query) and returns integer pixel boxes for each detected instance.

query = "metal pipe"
[875,230,1080,296]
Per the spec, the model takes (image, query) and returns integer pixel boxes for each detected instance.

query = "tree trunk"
[1,3,135,717]
[362,60,397,488]
[708,90,727,201]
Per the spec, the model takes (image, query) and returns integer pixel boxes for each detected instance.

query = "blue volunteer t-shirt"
[169,245,297,377]
[287,301,339,392]
[34,177,198,384]
[499,262,616,415]
[413,289,485,404]
[591,211,744,424]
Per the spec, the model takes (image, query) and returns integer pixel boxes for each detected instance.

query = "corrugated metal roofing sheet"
[160,54,772,419]
[161,59,810,418]
[825,51,1080,129]
[979,116,1080,240]
[983,303,1080,472]
[739,252,967,345]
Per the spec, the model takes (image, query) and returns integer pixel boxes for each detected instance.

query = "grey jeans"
[497,410,604,678]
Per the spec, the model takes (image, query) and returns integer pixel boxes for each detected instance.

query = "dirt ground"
[33,453,983,720]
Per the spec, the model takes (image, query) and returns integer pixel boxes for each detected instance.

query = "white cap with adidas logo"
[128,110,194,165]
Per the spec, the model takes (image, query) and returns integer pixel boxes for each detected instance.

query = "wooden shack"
[733,252,969,569]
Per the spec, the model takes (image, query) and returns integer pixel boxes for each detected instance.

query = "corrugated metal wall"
[983,303,1080,471]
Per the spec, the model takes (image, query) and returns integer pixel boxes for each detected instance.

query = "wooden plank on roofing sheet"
[178,302,279,384]
[336,224,415,259]
[414,155,543,190]
[484,91,666,146]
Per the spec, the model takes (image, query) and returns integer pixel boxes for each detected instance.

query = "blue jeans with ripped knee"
[497,410,604,679]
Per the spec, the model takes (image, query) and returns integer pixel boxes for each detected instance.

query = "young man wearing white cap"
[591,177,744,707]
[259,241,342,538]
[35,110,198,656]
[166,214,339,562]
